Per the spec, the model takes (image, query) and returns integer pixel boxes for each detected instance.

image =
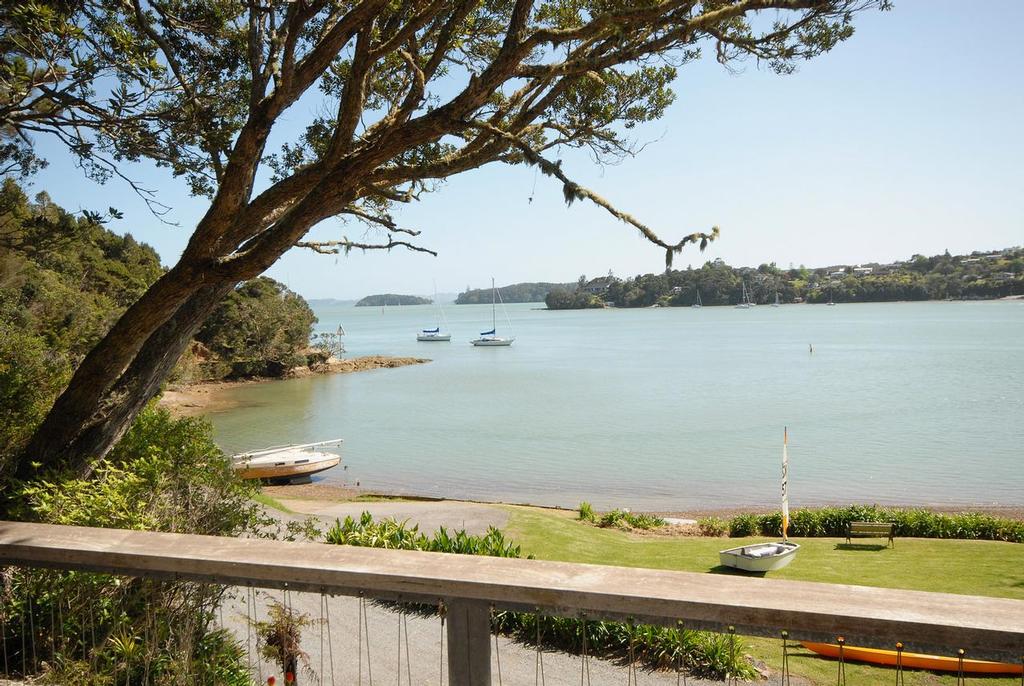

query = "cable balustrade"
[1,521,1023,684]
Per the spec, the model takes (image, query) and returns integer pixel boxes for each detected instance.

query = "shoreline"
[160,355,430,417]
[261,483,1024,521]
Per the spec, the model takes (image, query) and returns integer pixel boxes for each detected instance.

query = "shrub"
[727,513,759,538]
[578,501,596,522]
[722,506,1024,543]
[697,517,727,537]
[2,406,268,682]
[597,508,666,531]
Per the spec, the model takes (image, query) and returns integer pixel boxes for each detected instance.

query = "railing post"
[446,599,491,686]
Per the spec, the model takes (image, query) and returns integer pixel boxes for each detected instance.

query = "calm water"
[210,300,1024,510]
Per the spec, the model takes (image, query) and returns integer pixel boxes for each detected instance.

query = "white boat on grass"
[718,540,800,572]
[233,439,342,484]
[719,428,800,572]
[471,278,514,347]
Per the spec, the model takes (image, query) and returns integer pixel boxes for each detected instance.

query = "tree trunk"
[17,277,234,479]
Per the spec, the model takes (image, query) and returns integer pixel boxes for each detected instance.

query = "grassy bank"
[504,506,1024,685]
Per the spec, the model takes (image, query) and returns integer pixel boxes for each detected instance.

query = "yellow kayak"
[801,642,1023,675]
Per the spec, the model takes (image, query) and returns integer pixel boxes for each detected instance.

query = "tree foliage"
[457,281,573,304]
[0,180,320,475]
[545,286,604,309]
[195,276,317,378]
[355,292,431,306]
[546,249,1024,309]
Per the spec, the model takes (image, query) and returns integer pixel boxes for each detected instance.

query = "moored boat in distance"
[692,287,703,308]
[417,327,451,342]
[233,439,342,484]
[418,281,452,341]
[471,277,514,346]
[735,281,752,309]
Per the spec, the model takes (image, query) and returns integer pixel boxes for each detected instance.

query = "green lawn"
[505,506,1024,685]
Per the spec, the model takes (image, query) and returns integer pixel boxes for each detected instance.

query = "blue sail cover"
[480,329,496,336]
[422,327,440,333]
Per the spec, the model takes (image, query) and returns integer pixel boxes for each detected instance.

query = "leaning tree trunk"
[17,276,234,479]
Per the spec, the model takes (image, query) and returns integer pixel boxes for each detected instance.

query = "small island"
[356,293,432,307]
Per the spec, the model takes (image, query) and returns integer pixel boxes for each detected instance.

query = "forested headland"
[0,179,324,439]
[545,249,1024,309]
[456,282,573,304]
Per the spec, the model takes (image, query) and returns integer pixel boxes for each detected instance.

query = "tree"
[195,277,316,377]
[7,0,887,476]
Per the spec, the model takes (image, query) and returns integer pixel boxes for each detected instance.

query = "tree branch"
[467,121,718,268]
[296,237,437,256]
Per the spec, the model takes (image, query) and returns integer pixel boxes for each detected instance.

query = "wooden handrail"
[1,521,1022,662]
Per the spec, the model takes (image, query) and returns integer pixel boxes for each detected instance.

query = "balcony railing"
[2,520,1023,684]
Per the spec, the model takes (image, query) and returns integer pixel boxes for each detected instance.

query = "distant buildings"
[582,276,618,294]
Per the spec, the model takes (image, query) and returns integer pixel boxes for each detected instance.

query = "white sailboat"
[417,282,451,341]
[719,428,800,572]
[691,287,703,308]
[827,284,837,306]
[772,291,781,307]
[471,278,514,346]
[734,281,752,309]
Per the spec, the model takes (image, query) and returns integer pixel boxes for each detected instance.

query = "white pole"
[782,427,790,542]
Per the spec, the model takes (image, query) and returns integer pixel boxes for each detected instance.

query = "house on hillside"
[853,266,873,276]
[583,276,618,295]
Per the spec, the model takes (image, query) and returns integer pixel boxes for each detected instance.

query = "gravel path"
[222,590,803,685]
[275,498,510,535]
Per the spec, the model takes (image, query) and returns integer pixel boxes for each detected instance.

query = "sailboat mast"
[491,277,496,330]
[782,426,790,542]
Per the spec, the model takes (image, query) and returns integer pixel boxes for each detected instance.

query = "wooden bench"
[846,521,895,548]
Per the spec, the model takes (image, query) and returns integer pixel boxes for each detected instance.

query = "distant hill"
[356,294,432,307]
[546,247,1024,309]
[456,282,572,304]
[308,298,357,307]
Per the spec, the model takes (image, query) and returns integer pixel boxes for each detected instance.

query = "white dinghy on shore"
[719,427,800,572]
[233,439,342,484]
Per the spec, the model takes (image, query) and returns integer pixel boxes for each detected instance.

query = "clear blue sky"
[25,0,1024,299]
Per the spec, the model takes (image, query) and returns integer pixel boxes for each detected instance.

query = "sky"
[23,0,1024,299]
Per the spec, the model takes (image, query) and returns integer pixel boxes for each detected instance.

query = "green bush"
[326,512,753,679]
[697,516,727,537]
[597,508,666,530]
[578,501,596,522]
[720,506,1024,543]
[2,406,268,682]
[727,513,759,537]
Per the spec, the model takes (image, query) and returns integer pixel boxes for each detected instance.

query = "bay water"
[210,300,1024,511]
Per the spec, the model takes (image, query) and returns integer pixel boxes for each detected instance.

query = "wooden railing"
[2,521,1023,684]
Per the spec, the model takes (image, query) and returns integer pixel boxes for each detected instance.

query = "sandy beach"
[159,355,429,417]
[260,483,1024,535]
